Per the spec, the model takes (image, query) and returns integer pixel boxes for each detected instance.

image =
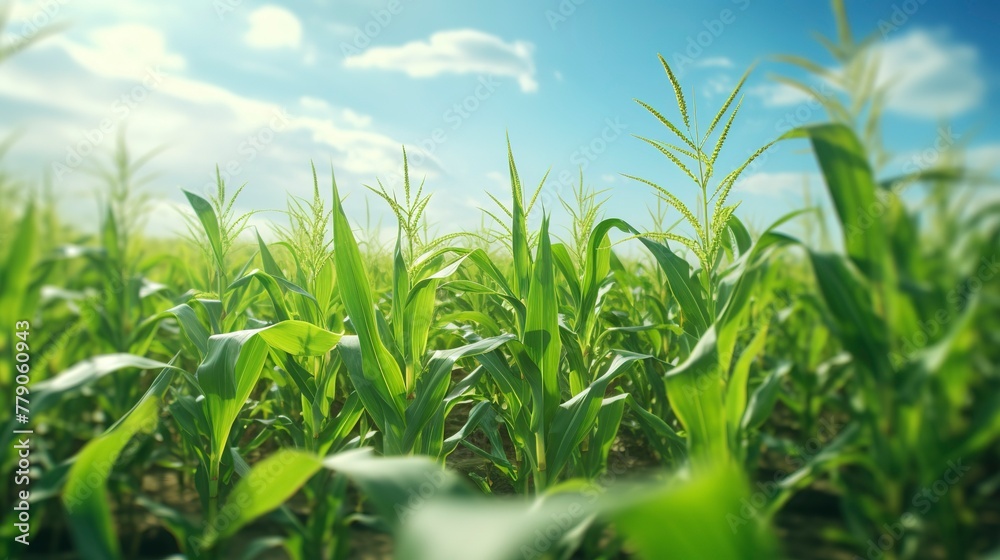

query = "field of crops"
[2,2,999,559]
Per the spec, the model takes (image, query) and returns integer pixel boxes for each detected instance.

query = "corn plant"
[330,165,516,458]
[618,57,806,475]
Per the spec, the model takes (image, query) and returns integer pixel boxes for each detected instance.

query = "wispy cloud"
[695,56,734,69]
[749,29,984,120]
[748,83,813,107]
[344,29,538,93]
[0,25,420,227]
[734,172,819,197]
[873,29,984,118]
[244,5,303,50]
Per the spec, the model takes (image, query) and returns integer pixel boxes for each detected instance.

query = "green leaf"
[0,202,35,334]
[33,354,183,415]
[724,323,769,445]
[740,362,791,433]
[62,366,176,560]
[506,138,533,300]
[780,124,888,278]
[331,169,407,421]
[546,352,645,479]
[664,326,729,469]
[805,252,891,382]
[255,229,284,278]
[322,448,475,528]
[402,335,514,453]
[609,465,777,560]
[524,216,561,445]
[183,189,225,268]
[210,450,322,541]
[133,303,211,357]
[639,238,710,337]
[197,321,340,465]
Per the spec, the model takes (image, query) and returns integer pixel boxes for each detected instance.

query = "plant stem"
[534,433,547,493]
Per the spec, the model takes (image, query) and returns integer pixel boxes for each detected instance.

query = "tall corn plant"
[330,166,514,458]
[768,5,999,555]
[468,216,645,492]
[625,57,810,471]
[446,145,648,492]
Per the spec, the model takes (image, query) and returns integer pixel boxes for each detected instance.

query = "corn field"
[1,2,998,559]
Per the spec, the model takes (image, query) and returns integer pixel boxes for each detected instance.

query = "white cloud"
[299,96,372,128]
[872,29,984,118]
[695,57,733,69]
[749,30,984,119]
[748,83,813,107]
[0,27,427,234]
[704,74,733,97]
[344,29,538,93]
[735,172,819,197]
[244,5,302,50]
[967,144,1000,173]
[55,24,186,81]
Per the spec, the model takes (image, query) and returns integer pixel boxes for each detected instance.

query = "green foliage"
[1,4,996,559]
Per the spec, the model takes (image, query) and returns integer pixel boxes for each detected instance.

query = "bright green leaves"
[334,167,512,457]
[546,351,646,479]
[63,366,176,560]
[208,450,323,542]
[31,353,184,415]
[331,169,407,416]
[505,138,546,301]
[806,252,891,382]
[197,320,341,476]
[639,238,711,338]
[322,447,475,527]
[183,189,225,271]
[463,213,646,490]
[0,202,36,347]
[400,334,514,455]
[523,215,561,453]
[664,326,729,470]
[642,213,799,472]
[395,461,775,560]
[610,465,777,560]
[781,124,889,278]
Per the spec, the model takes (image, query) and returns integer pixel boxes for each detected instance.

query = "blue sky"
[1,0,997,245]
